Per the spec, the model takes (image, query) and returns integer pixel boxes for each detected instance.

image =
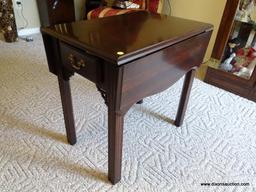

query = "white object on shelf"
[234,59,256,79]
[220,53,236,72]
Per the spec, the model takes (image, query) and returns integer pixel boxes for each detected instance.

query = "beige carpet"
[0,35,256,192]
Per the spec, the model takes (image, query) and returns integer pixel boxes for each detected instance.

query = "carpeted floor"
[0,35,256,192]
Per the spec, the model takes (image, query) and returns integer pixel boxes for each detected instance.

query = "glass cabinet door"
[219,0,256,80]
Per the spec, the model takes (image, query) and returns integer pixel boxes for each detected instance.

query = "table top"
[41,11,213,65]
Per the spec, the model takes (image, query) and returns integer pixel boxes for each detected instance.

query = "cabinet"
[205,0,256,101]
[36,0,75,27]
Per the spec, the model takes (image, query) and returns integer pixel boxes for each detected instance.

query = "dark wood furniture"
[36,0,75,27]
[205,0,256,101]
[85,0,103,17]
[41,12,212,184]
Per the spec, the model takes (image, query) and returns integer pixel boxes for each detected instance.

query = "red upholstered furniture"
[87,0,171,19]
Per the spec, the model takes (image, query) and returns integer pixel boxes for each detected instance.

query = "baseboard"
[18,27,40,36]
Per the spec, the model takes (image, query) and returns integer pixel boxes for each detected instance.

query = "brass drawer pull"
[68,54,86,70]
[68,54,75,65]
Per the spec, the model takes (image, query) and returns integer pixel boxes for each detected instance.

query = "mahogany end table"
[41,12,213,184]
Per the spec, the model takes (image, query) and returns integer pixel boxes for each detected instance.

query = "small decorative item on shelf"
[236,0,256,22]
[220,53,236,72]
[219,42,256,79]
[219,26,256,79]
[233,45,256,78]
[0,0,18,42]
[234,64,255,78]
[221,38,241,63]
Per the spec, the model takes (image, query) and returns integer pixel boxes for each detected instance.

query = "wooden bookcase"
[205,0,256,102]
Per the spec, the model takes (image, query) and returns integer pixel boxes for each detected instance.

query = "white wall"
[171,0,227,61]
[12,0,40,29]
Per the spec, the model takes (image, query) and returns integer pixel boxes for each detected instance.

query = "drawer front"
[59,42,102,83]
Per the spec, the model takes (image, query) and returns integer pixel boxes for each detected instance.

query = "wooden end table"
[41,12,212,184]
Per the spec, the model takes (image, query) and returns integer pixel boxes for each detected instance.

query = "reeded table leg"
[108,110,124,184]
[58,76,77,145]
[175,69,196,127]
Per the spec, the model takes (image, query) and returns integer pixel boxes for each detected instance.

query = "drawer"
[59,42,103,83]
